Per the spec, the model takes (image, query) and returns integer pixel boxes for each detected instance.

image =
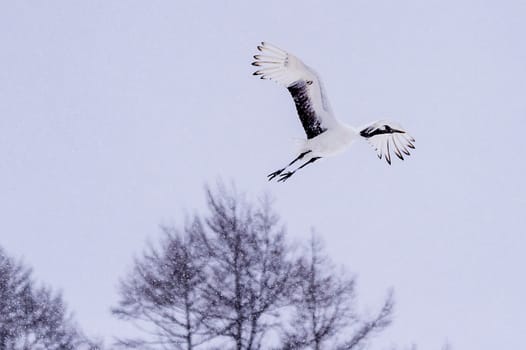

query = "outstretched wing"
[360,121,416,165]
[252,42,339,139]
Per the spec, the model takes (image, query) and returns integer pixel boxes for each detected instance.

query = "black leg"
[288,150,311,166]
[277,157,321,183]
[297,156,321,170]
[267,150,312,181]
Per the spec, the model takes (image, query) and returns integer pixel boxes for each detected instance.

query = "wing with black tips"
[252,42,340,139]
[360,121,415,165]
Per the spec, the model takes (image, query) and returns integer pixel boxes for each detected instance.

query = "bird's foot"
[277,171,294,183]
[267,168,285,181]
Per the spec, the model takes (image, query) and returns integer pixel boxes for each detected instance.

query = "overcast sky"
[1,1,526,349]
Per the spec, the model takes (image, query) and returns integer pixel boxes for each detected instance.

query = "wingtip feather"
[386,140,392,165]
[362,122,415,164]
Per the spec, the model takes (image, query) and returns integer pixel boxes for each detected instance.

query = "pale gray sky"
[1,1,525,349]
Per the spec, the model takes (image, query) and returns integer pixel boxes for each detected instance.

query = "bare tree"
[0,245,96,350]
[112,183,395,350]
[281,234,394,350]
[198,184,294,350]
[112,221,210,349]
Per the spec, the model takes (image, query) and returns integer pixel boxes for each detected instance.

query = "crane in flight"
[252,42,415,182]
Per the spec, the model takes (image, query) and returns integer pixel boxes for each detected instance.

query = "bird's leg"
[297,156,321,170]
[288,150,312,166]
[267,150,312,181]
[277,156,321,183]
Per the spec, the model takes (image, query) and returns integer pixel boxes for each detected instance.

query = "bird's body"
[300,125,357,158]
[252,42,415,182]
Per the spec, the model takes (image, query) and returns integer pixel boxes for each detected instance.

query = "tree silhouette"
[113,184,394,350]
[282,234,394,350]
[197,185,294,350]
[0,245,96,350]
[113,221,209,349]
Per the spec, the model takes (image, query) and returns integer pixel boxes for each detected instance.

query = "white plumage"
[252,42,415,182]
